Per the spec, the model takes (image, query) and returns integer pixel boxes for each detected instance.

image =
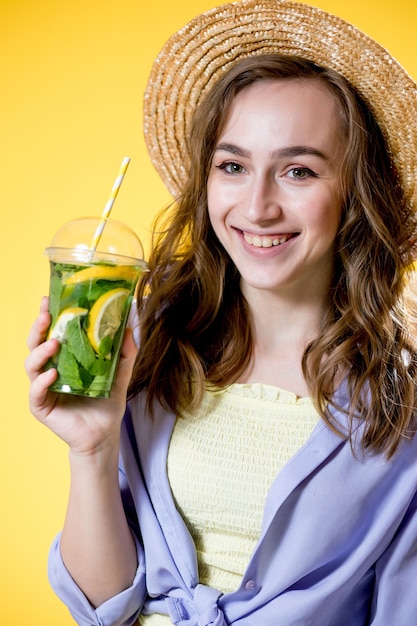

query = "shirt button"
[245,579,256,590]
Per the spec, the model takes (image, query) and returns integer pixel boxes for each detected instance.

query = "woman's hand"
[25,296,137,457]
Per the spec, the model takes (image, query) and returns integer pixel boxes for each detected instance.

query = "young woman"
[26,1,417,624]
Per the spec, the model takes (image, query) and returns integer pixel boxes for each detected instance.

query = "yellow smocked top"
[139,383,319,626]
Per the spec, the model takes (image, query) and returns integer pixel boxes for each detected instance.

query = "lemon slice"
[48,307,88,342]
[87,288,129,356]
[64,265,138,285]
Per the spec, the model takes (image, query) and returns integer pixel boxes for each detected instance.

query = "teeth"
[244,233,290,248]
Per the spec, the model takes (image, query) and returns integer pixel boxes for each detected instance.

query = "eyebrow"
[214,142,328,161]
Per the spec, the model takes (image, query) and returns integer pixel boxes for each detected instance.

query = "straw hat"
[143,0,417,208]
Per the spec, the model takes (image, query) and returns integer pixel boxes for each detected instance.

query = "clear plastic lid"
[46,217,145,266]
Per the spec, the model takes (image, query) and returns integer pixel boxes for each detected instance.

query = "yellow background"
[1,0,416,623]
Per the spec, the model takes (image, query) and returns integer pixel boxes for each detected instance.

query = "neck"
[239,287,327,396]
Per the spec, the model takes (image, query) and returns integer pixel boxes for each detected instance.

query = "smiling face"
[207,78,346,304]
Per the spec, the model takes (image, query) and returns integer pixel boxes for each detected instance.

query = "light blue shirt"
[48,380,417,625]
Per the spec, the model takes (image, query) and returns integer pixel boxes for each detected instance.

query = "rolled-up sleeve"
[48,531,146,626]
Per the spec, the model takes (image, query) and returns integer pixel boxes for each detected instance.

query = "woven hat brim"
[143,0,417,209]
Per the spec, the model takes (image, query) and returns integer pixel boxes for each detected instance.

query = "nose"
[245,173,282,223]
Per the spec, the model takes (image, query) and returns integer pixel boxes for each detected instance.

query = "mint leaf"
[98,335,113,358]
[78,365,94,387]
[57,344,83,386]
[66,317,96,370]
[90,357,110,376]
[49,274,63,325]
[78,296,90,310]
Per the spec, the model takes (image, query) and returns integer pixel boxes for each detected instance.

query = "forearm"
[60,440,138,608]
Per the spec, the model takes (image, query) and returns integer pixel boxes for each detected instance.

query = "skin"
[208,79,345,395]
[25,77,346,607]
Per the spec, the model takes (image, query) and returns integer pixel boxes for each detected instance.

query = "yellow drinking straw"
[89,156,131,253]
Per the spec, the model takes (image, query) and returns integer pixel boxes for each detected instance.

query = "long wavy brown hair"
[129,54,417,458]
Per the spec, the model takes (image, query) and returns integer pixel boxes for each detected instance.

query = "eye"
[216,161,246,175]
[287,167,317,180]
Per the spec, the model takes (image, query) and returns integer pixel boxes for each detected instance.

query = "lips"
[243,232,294,248]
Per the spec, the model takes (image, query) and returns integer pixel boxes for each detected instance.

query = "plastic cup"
[44,217,147,398]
